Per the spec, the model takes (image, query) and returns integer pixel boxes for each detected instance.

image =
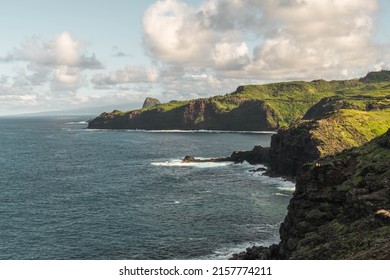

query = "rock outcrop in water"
[88,99,280,131]
[232,129,390,260]
[182,145,270,165]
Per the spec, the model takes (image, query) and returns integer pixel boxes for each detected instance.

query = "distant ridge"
[88,70,390,131]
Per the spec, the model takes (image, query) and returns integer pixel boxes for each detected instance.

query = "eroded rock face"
[279,130,390,259]
[236,129,390,260]
[268,123,320,177]
[88,100,279,131]
[229,145,270,164]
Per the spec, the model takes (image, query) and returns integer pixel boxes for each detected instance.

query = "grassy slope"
[110,73,390,128]
[310,109,390,155]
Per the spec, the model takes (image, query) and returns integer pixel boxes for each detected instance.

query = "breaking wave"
[151,159,232,168]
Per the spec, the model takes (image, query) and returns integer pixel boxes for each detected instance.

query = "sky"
[0,0,389,115]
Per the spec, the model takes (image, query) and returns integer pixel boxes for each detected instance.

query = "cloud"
[0,31,105,115]
[0,31,103,93]
[2,32,102,69]
[92,66,159,87]
[142,0,250,71]
[112,46,131,57]
[142,0,384,80]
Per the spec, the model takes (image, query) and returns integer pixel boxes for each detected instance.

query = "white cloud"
[92,66,160,87]
[0,32,105,115]
[142,0,384,80]
[0,31,102,93]
[142,0,250,70]
[212,42,250,70]
[5,31,102,69]
[53,66,81,89]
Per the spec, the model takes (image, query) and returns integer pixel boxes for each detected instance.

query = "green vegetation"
[311,109,390,155]
[140,100,188,113]
[289,130,390,259]
[91,70,390,132]
[131,71,390,127]
[360,69,390,83]
[111,109,125,115]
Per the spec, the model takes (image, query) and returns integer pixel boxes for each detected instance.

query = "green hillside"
[88,71,390,130]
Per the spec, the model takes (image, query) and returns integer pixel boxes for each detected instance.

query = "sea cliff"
[87,70,390,260]
[88,72,390,130]
[233,128,390,259]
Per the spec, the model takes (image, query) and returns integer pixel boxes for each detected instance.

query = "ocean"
[0,116,294,260]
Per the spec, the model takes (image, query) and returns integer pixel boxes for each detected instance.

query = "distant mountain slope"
[88,71,390,130]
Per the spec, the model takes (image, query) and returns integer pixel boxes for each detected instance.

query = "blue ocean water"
[0,116,294,260]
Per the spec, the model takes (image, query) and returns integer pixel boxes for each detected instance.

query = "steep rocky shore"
[232,129,390,259]
[269,108,390,177]
[88,99,280,131]
[86,70,390,260]
[88,72,390,131]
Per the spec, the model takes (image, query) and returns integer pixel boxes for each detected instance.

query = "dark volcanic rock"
[235,129,390,260]
[182,145,271,165]
[230,245,281,260]
[268,123,320,177]
[88,99,279,131]
[229,145,270,164]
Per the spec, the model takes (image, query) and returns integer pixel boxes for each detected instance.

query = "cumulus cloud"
[92,66,159,87]
[142,0,384,80]
[3,32,102,69]
[0,31,105,114]
[142,0,251,71]
[0,31,102,92]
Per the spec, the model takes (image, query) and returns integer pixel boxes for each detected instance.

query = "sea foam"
[65,121,88,125]
[151,159,232,168]
[130,129,276,134]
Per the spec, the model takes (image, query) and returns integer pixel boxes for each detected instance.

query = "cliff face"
[88,71,390,131]
[268,108,390,177]
[278,129,390,259]
[233,129,390,260]
[88,99,279,131]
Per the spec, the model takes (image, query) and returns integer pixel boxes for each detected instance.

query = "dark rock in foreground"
[182,145,270,165]
[233,129,390,260]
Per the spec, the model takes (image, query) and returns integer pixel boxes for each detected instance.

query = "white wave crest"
[276,185,296,192]
[201,237,280,260]
[275,192,291,197]
[65,121,88,125]
[129,129,276,134]
[151,159,232,168]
